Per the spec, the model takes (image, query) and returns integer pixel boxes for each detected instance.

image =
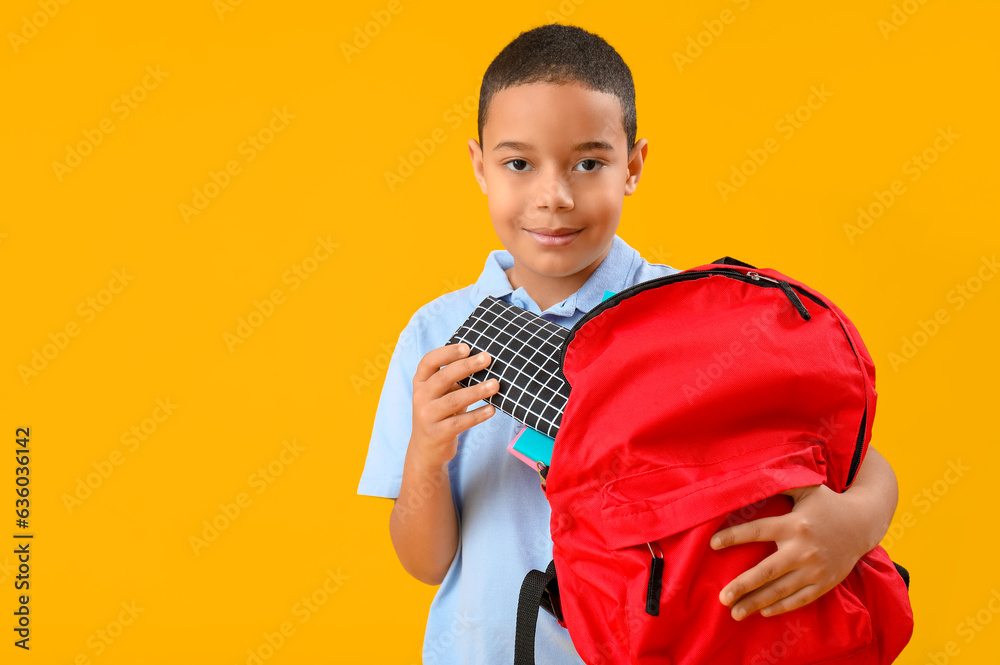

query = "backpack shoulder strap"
[513,560,560,665]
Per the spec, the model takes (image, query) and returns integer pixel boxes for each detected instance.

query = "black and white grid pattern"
[447,297,571,439]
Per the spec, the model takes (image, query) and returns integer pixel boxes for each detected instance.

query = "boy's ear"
[624,138,648,196]
[468,139,488,195]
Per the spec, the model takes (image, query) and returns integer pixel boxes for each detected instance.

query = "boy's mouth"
[524,227,582,246]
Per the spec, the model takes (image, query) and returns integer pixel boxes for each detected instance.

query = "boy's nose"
[532,174,574,211]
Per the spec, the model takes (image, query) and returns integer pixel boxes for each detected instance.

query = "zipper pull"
[536,461,549,491]
[746,270,778,284]
[645,541,664,616]
[748,272,811,321]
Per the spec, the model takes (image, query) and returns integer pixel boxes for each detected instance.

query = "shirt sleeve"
[357,317,422,499]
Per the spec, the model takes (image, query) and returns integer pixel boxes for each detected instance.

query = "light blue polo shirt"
[358,234,679,665]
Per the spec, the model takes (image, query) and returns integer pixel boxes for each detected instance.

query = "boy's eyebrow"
[493,140,615,152]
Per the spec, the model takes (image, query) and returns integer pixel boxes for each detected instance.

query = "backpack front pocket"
[598,439,877,664]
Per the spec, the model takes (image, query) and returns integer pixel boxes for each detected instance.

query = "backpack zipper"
[645,541,664,616]
[560,267,824,369]
[747,271,811,321]
[557,266,868,486]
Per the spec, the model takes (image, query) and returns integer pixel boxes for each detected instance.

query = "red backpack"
[514,257,914,665]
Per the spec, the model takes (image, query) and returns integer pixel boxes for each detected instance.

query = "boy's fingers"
[413,343,474,384]
[430,349,493,392]
[725,568,812,620]
[711,515,785,550]
[431,401,496,438]
[755,584,823,619]
[728,573,805,620]
[730,574,818,620]
[718,549,794,608]
[429,380,500,421]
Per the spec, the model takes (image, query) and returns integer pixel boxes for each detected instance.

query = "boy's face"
[469,81,646,291]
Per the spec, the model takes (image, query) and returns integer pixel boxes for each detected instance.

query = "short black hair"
[477,23,637,156]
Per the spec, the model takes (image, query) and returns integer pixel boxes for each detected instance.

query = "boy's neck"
[504,264,599,312]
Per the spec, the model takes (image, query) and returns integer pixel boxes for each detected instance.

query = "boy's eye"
[504,159,531,172]
[575,159,603,172]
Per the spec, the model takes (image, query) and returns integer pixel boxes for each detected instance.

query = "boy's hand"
[409,343,499,471]
[710,483,872,621]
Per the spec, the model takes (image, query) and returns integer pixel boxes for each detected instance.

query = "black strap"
[712,256,757,269]
[514,560,559,665]
[893,561,911,589]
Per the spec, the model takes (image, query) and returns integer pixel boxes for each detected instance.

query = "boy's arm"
[388,343,499,585]
[389,450,459,585]
[710,444,898,620]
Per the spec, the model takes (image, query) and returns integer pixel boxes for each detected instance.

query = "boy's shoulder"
[399,246,511,343]
[409,283,480,331]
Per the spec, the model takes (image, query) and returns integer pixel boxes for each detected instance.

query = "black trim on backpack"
[562,267,831,376]
[846,406,868,487]
[712,256,757,269]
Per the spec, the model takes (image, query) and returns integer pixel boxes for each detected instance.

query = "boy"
[358,23,900,664]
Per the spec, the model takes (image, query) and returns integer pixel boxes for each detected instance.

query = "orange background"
[1,0,997,662]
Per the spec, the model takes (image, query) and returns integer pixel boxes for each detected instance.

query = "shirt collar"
[471,234,640,317]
